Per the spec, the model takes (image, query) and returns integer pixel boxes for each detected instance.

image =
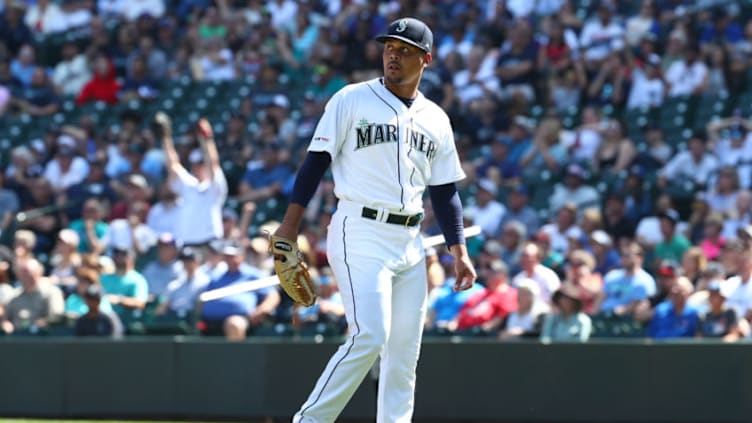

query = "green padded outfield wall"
[0,338,749,422]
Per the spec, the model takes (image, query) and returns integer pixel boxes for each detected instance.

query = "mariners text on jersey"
[355,121,437,161]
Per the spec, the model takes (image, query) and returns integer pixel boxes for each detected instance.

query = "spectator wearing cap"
[512,241,561,304]
[110,173,152,221]
[268,95,298,146]
[549,163,600,215]
[498,184,539,237]
[626,53,665,110]
[590,229,620,276]
[74,283,124,338]
[540,284,592,343]
[464,178,506,238]
[499,277,550,340]
[237,142,294,204]
[562,249,603,315]
[697,280,749,342]
[636,259,681,325]
[653,209,691,266]
[141,232,184,299]
[200,240,279,341]
[100,247,149,325]
[450,259,517,334]
[65,267,114,319]
[155,246,210,319]
[42,135,90,193]
[635,193,683,250]
[68,198,108,255]
[596,241,656,316]
[162,117,227,247]
[647,276,699,339]
[1,258,65,335]
[48,228,82,296]
[101,200,157,255]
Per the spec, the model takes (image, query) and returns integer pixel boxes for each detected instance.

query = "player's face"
[382,39,430,86]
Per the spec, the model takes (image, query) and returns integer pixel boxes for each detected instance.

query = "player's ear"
[423,52,432,68]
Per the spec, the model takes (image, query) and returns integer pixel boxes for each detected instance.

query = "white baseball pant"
[293,200,428,423]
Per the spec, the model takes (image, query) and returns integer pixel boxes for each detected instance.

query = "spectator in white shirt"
[579,3,624,65]
[707,116,752,190]
[161,116,228,247]
[723,245,752,323]
[102,200,157,255]
[540,202,583,255]
[665,45,709,97]
[24,0,68,34]
[512,242,561,303]
[626,53,665,110]
[267,0,298,34]
[146,184,181,237]
[703,166,740,216]
[625,1,657,47]
[657,131,719,191]
[122,0,165,21]
[43,136,90,194]
[464,178,506,238]
[453,46,500,106]
[52,42,91,97]
[549,163,600,215]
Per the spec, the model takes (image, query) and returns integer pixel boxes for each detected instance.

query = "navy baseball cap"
[375,18,433,53]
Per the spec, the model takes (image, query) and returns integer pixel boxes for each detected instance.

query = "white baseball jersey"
[307,78,465,214]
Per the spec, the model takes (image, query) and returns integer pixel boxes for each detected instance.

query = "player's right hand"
[453,254,477,292]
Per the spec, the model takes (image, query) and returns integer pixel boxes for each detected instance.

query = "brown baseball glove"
[269,234,316,307]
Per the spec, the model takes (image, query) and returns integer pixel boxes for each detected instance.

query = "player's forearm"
[428,183,465,248]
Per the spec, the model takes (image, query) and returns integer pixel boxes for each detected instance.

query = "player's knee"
[357,327,389,354]
[224,315,249,341]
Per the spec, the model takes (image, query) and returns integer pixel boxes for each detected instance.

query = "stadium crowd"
[2,0,752,342]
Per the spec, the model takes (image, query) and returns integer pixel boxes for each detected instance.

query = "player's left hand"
[453,254,477,292]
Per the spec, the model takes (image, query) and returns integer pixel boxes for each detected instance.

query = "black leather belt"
[361,207,423,227]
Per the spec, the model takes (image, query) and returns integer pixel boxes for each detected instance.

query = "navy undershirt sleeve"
[428,183,465,247]
[290,151,332,207]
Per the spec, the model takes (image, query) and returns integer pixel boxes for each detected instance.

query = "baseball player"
[274,17,477,423]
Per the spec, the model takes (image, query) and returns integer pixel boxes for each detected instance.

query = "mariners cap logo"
[374,17,434,53]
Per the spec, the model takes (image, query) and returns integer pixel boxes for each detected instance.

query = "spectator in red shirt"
[76,54,120,105]
[452,259,518,334]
